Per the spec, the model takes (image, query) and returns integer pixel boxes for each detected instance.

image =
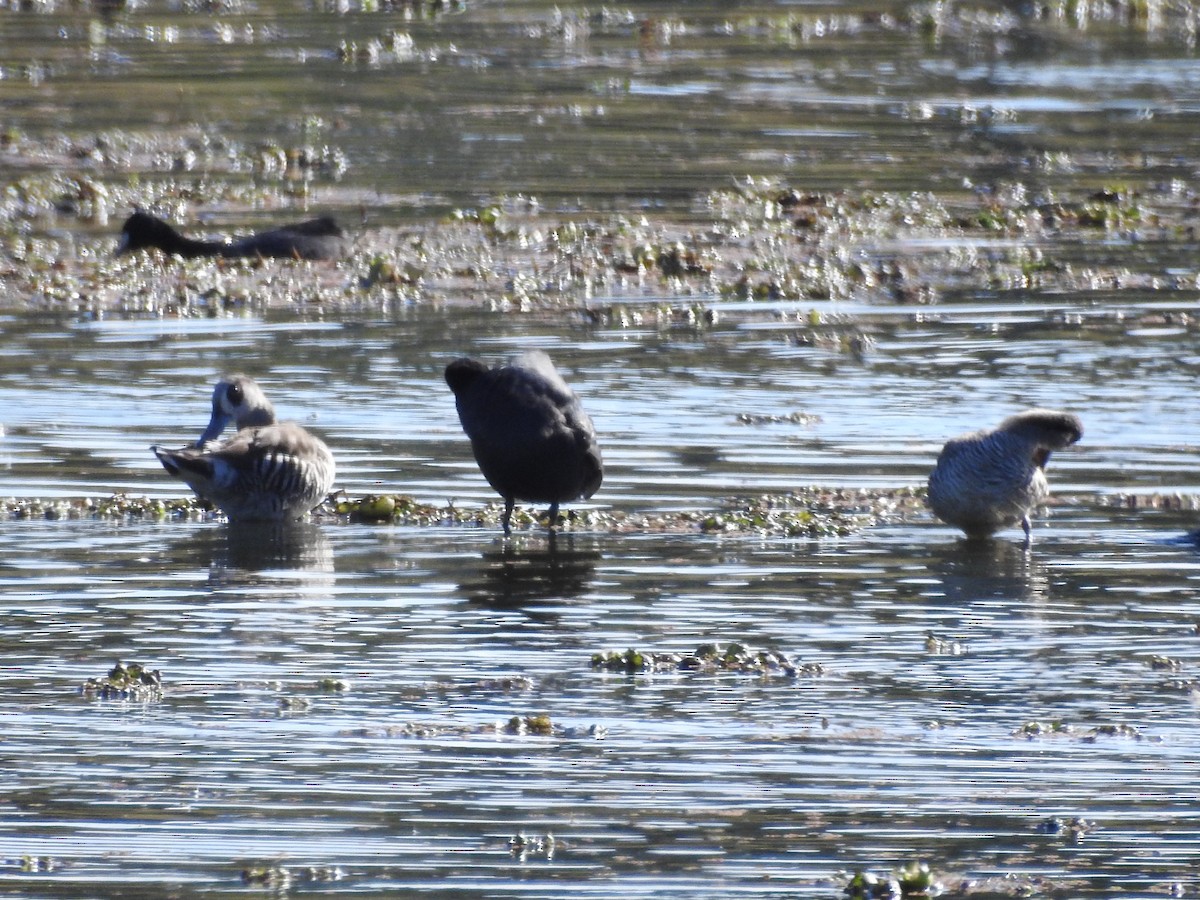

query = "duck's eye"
[226,382,244,406]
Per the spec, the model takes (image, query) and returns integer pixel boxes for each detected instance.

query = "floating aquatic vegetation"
[583,301,719,330]
[319,0,464,18]
[735,411,821,426]
[0,126,348,234]
[301,865,345,882]
[438,675,535,694]
[1084,723,1149,741]
[924,632,967,656]
[509,832,555,862]
[331,492,476,526]
[909,0,1195,43]
[0,494,207,521]
[81,661,163,701]
[359,255,422,289]
[1101,492,1200,511]
[3,170,1199,319]
[1035,816,1097,840]
[241,865,291,889]
[609,237,714,279]
[843,869,893,899]
[844,859,941,899]
[2,172,111,224]
[447,204,508,233]
[700,488,923,538]
[504,714,553,736]
[340,718,606,741]
[1012,720,1071,738]
[895,861,939,898]
[590,642,823,678]
[341,493,397,521]
[250,140,348,182]
[241,863,346,886]
[1013,720,1152,741]
[1146,654,1182,671]
[0,487,922,537]
[19,856,57,873]
[788,329,877,358]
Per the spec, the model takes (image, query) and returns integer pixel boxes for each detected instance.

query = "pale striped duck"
[152,375,336,522]
[927,409,1083,541]
[445,350,603,535]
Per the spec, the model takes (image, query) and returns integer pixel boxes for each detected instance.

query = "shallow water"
[4,518,1200,898]
[2,301,1200,898]
[5,0,1200,896]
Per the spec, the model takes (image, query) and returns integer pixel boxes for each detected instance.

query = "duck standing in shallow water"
[116,211,346,261]
[152,375,336,522]
[445,351,603,535]
[927,408,1083,541]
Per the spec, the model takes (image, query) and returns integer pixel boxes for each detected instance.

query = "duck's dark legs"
[500,500,563,534]
[1021,514,1033,545]
[502,497,515,536]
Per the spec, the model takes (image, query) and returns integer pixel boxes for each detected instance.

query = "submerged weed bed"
[80,661,163,701]
[590,642,826,678]
[0,487,927,536]
[3,176,1200,330]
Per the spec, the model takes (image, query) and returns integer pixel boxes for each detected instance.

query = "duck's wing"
[227,217,346,260]
[153,422,335,520]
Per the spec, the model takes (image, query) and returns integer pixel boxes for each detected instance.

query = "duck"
[445,350,603,535]
[152,375,336,522]
[927,408,1083,541]
[116,211,346,260]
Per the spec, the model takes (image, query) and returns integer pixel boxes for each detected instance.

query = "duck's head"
[115,211,182,256]
[199,374,276,444]
[444,357,491,397]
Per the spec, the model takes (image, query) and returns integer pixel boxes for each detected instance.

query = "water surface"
[4,0,1200,896]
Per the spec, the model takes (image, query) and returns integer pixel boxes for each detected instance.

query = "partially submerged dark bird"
[116,211,346,260]
[445,351,603,535]
[152,375,336,522]
[927,408,1083,541]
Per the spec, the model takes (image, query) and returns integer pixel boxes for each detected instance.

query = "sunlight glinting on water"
[5,0,1200,895]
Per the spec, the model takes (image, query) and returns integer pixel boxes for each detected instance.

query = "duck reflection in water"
[219,521,333,573]
[924,537,1049,609]
[459,534,600,609]
[171,521,334,592]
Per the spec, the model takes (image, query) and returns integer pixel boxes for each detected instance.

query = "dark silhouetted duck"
[116,211,346,260]
[445,351,603,535]
[927,408,1082,541]
[152,375,336,522]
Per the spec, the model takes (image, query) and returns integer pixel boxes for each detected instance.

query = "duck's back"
[928,429,1045,537]
[453,356,602,505]
[226,216,346,260]
[158,422,336,521]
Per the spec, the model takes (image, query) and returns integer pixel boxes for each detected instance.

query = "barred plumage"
[445,350,603,535]
[928,409,1082,541]
[152,375,336,522]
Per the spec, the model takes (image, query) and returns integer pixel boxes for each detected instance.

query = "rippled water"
[3,301,1200,898]
[5,517,1200,897]
[5,0,1200,896]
